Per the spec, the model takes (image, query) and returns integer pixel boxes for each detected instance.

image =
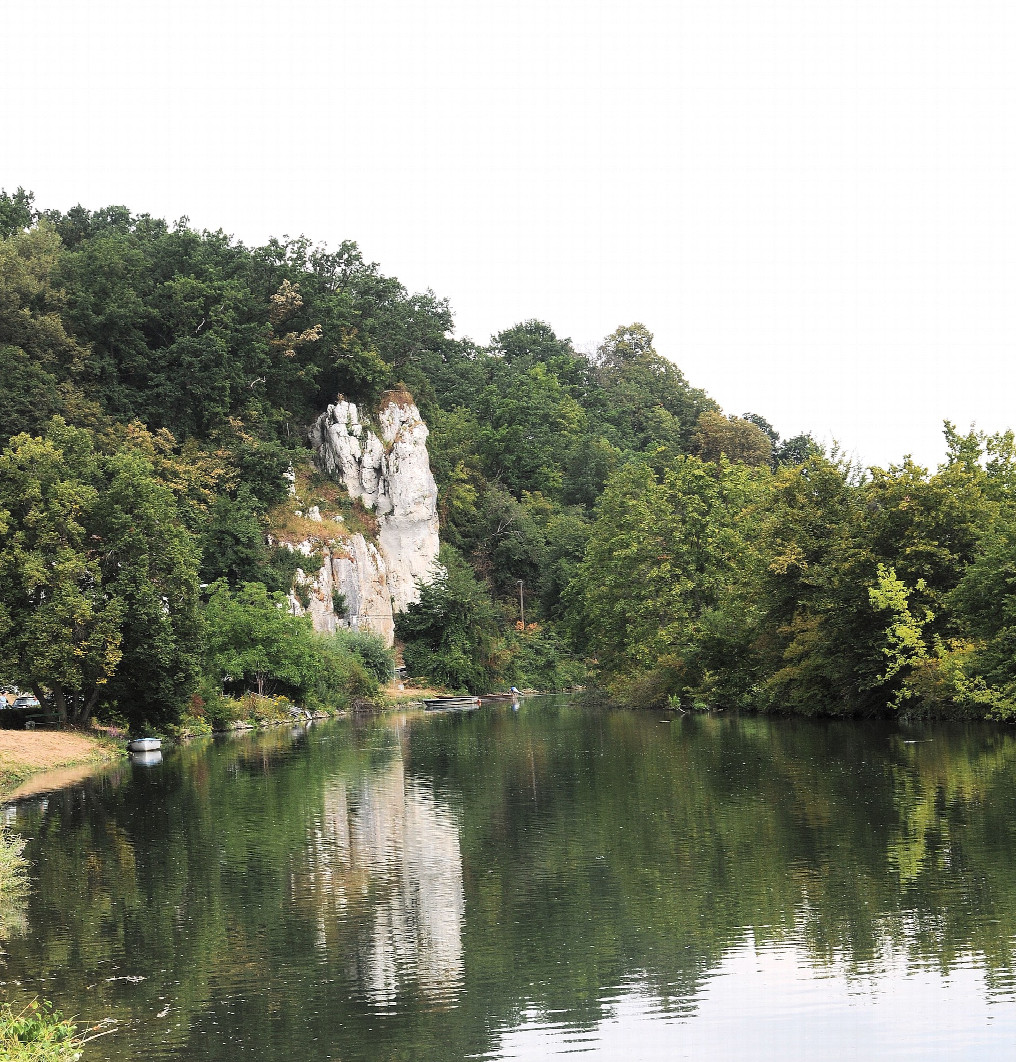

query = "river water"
[4,699,1016,1059]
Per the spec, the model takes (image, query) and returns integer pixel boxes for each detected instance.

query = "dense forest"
[3,185,1016,728]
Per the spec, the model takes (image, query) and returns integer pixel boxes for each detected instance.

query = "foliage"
[0,827,29,945]
[397,547,511,692]
[693,410,774,467]
[8,191,1016,720]
[329,628,394,685]
[0,1000,85,1062]
[0,420,200,727]
[507,623,587,691]
[868,564,934,709]
[571,456,768,706]
[202,581,317,698]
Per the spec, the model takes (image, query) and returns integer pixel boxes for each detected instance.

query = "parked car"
[12,695,41,710]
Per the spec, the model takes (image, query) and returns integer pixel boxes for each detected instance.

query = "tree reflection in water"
[2,705,1016,1060]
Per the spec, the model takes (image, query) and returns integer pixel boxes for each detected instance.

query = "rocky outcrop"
[310,391,440,614]
[291,534,395,647]
[286,390,439,648]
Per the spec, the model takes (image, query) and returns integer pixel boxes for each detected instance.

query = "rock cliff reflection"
[293,754,465,1007]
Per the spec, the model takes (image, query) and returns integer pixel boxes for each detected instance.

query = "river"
[4,698,1016,1059]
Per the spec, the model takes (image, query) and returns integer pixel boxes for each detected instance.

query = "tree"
[0,221,99,442]
[396,546,510,692]
[0,187,35,237]
[571,456,768,705]
[202,581,317,697]
[591,323,717,454]
[475,364,587,498]
[0,421,201,727]
[693,410,773,467]
[0,426,121,724]
[95,448,202,728]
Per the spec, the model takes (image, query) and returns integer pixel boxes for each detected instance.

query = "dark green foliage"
[396,547,510,692]
[0,187,35,237]
[0,419,202,729]
[508,623,587,690]
[94,448,202,729]
[202,581,318,698]
[8,191,1016,721]
[331,628,395,684]
[199,488,271,586]
[200,582,389,711]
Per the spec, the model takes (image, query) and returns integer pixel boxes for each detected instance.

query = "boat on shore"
[423,696,480,712]
[127,737,162,753]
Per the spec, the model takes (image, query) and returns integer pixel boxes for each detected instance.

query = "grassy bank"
[0,731,123,800]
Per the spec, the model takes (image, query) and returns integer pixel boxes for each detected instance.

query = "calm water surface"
[4,700,1016,1059]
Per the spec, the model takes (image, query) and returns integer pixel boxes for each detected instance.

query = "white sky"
[6,0,1016,470]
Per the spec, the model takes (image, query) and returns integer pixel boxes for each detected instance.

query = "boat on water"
[423,696,481,712]
[127,737,162,753]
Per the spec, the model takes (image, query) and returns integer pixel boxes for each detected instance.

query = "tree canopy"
[3,189,1015,724]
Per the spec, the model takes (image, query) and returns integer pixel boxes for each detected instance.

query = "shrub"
[302,635,382,712]
[1,1000,84,1062]
[396,546,511,692]
[508,623,587,691]
[330,629,394,684]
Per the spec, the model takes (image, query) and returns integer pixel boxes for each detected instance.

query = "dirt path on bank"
[0,729,99,769]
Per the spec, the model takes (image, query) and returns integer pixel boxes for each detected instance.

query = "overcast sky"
[6,0,1016,470]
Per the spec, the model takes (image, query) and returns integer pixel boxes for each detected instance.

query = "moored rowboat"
[128,737,162,753]
[423,696,480,712]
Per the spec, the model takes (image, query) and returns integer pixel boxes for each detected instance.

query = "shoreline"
[0,729,124,800]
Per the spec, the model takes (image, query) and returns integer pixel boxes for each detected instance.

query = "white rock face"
[310,392,440,614]
[288,534,395,647]
[332,535,396,646]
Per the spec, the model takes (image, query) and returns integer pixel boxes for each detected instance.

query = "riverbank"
[0,730,123,800]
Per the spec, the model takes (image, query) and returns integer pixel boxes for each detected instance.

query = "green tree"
[0,187,35,237]
[0,421,201,727]
[0,426,123,724]
[95,449,202,728]
[693,409,773,467]
[475,364,587,498]
[591,323,716,454]
[396,546,510,692]
[202,581,317,697]
[572,456,767,705]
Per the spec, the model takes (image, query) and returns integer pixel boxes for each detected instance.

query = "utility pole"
[518,579,525,628]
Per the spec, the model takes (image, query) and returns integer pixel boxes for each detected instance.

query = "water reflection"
[293,755,465,1007]
[4,707,1016,1060]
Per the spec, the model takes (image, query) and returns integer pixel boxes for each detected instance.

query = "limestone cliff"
[290,528,396,647]
[309,390,440,614]
[283,390,439,648]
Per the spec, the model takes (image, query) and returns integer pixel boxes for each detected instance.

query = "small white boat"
[127,737,162,753]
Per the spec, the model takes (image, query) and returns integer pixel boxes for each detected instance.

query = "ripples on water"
[3,704,1016,1059]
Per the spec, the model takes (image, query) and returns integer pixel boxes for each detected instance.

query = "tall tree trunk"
[72,686,101,728]
[51,685,68,727]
